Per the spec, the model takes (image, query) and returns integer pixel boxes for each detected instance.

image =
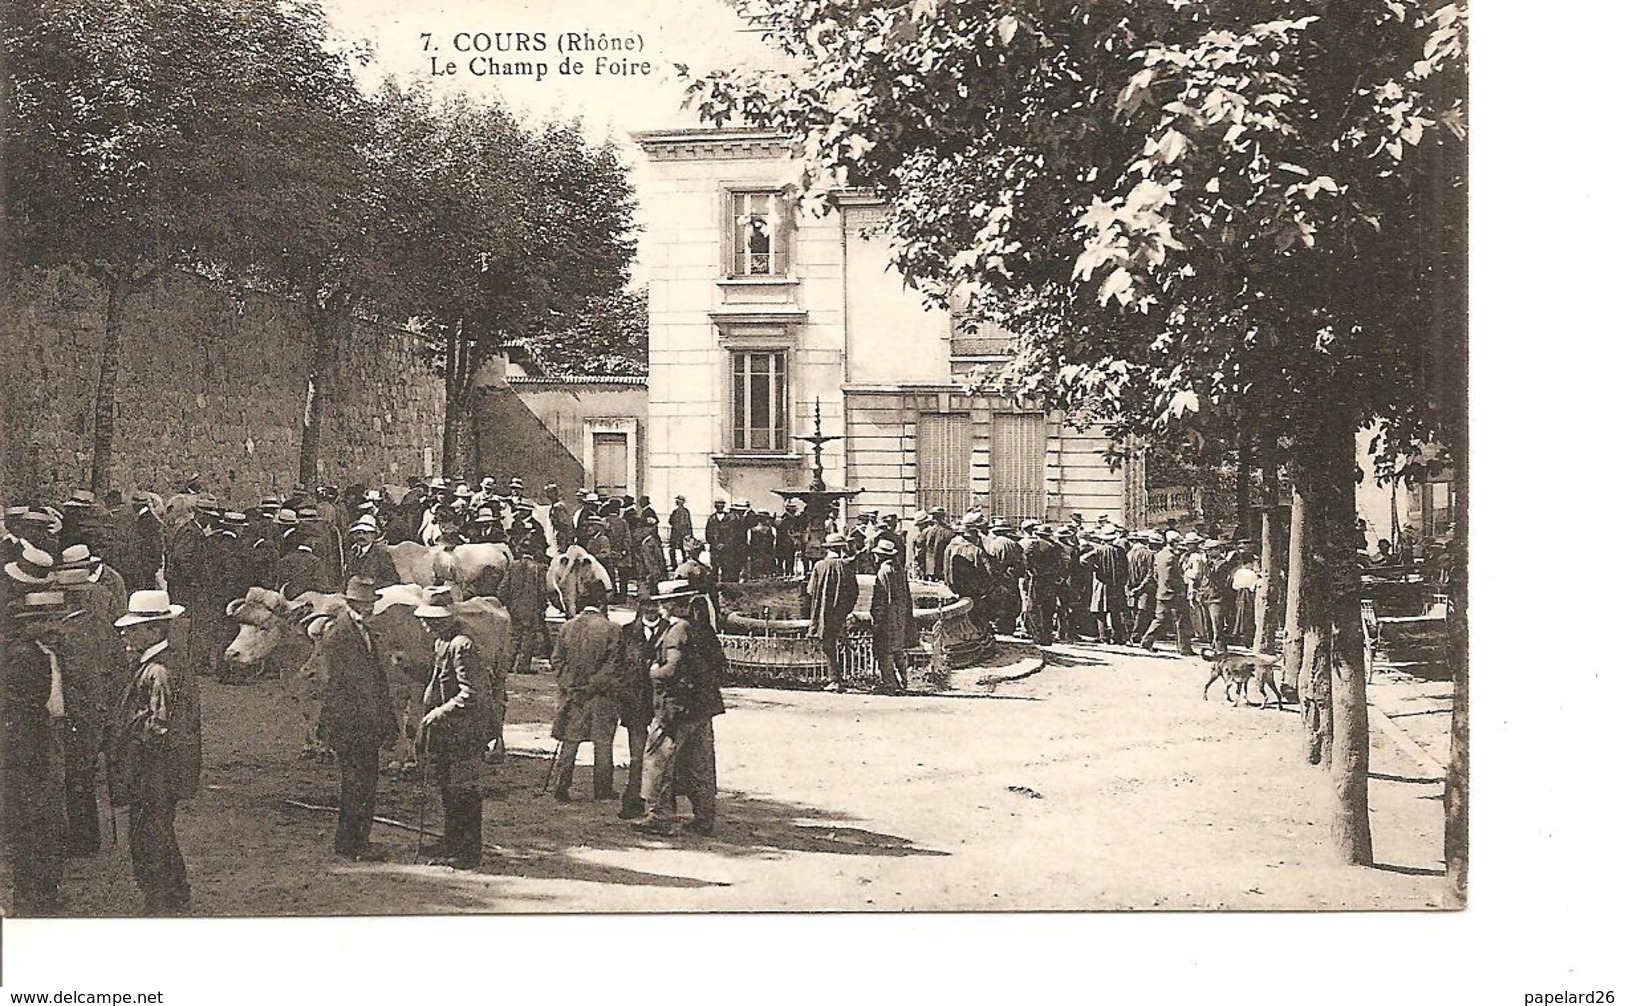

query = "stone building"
[633,127,1139,523]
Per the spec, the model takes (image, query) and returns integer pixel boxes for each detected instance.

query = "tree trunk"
[90,272,129,495]
[1253,438,1284,654]
[441,323,474,477]
[1444,434,1469,904]
[1235,426,1252,540]
[1282,484,1307,689]
[1293,416,1373,865]
[298,304,343,487]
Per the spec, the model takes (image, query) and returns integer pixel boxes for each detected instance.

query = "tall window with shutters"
[730,350,789,453]
[730,191,789,277]
[990,413,1047,518]
[916,414,973,515]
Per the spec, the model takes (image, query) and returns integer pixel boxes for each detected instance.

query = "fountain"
[771,399,863,531]
[711,398,990,690]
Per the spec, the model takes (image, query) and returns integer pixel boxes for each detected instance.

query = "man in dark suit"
[703,500,729,580]
[667,496,693,569]
[315,577,397,860]
[346,516,399,586]
[549,583,621,801]
[614,594,664,819]
[807,534,859,692]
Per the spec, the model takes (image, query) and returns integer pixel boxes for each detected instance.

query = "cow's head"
[223,587,305,665]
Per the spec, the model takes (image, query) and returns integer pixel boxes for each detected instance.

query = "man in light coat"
[548,584,621,801]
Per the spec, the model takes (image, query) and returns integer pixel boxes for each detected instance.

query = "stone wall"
[0,268,444,505]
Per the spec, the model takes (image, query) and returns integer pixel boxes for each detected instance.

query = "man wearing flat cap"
[807,533,859,692]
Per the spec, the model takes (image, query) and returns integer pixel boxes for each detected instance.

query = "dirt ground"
[33,634,1450,915]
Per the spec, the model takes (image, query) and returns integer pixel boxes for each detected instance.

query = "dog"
[1200,647,1285,709]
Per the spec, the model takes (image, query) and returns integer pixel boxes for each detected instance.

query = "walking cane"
[413,725,428,863]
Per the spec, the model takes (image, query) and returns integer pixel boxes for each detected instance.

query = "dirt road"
[40,639,1449,915]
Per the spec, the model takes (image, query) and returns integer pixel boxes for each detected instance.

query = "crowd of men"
[0,472,744,913]
[4,467,1298,916]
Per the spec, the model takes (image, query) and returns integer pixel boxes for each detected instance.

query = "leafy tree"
[377,83,637,475]
[219,8,389,487]
[3,0,372,492]
[689,0,1466,868]
[520,284,650,377]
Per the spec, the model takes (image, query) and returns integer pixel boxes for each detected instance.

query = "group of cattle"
[220,541,614,770]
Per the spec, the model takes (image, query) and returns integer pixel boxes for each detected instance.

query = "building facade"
[634,128,1137,523]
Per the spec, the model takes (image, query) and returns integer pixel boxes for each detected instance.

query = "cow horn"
[303,614,335,641]
[226,598,244,617]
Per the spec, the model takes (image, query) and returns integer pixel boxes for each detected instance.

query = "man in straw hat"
[3,586,82,914]
[346,513,398,586]
[415,586,491,869]
[315,577,396,861]
[806,532,859,693]
[54,544,125,855]
[631,579,726,837]
[109,589,201,914]
[868,538,917,694]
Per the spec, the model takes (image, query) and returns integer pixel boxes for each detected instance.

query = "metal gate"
[990,413,1047,519]
[916,413,972,515]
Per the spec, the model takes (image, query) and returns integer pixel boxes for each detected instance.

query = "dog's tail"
[1198,646,1217,661]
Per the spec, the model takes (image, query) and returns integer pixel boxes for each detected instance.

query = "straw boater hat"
[349,515,379,535]
[509,477,525,491]
[62,489,97,509]
[871,538,899,558]
[114,589,185,628]
[273,508,299,527]
[10,589,84,622]
[960,512,987,530]
[650,578,700,601]
[193,493,222,514]
[413,585,457,620]
[58,543,96,570]
[5,544,55,585]
[822,532,848,548]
